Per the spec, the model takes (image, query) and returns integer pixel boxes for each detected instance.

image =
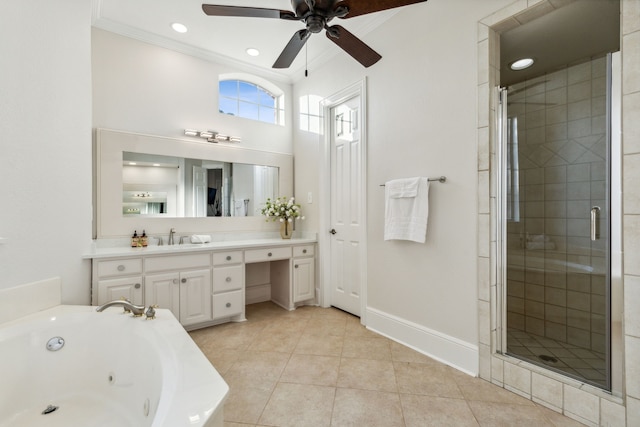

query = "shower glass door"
[501,56,611,390]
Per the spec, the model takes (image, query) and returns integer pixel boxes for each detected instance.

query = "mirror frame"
[96,128,293,238]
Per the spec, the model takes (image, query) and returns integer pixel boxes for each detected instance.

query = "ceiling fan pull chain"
[305,41,308,77]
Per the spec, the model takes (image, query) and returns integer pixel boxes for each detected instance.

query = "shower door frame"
[494,53,623,393]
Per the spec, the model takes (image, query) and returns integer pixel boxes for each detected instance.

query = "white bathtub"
[0,304,228,427]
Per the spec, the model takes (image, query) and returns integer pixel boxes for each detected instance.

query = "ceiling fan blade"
[338,0,428,19]
[202,4,297,20]
[273,30,311,68]
[325,25,381,67]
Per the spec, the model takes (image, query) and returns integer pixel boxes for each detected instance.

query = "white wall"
[92,29,293,154]
[293,0,512,349]
[0,0,93,304]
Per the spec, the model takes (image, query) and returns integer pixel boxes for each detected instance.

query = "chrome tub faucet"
[96,299,146,316]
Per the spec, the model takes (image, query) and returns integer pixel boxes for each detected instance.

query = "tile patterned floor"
[189,302,586,427]
[507,329,607,388]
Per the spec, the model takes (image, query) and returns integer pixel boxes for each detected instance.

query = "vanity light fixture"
[510,57,535,70]
[183,129,241,143]
[199,130,214,139]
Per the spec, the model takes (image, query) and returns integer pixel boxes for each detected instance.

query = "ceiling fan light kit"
[202,0,428,69]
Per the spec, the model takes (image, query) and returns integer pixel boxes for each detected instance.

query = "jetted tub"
[0,305,228,427]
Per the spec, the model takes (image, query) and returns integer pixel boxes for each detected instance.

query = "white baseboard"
[366,307,479,376]
[245,283,271,305]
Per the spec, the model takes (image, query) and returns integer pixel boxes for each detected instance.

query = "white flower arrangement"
[260,196,305,223]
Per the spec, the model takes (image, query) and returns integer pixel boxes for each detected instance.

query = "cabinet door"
[97,277,143,306]
[145,272,180,319]
[293,257,315,303]
[179,269,213,326]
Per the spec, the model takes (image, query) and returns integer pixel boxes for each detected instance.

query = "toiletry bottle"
[131,230,139,247]
[141,230,148,247]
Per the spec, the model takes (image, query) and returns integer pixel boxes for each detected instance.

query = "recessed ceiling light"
[510,58,534,70]
[171,23,188,33]
[246,48,260,57]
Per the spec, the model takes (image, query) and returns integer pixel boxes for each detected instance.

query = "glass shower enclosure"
[499,55,611,389]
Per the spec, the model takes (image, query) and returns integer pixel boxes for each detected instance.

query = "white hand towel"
[384,177,430,243]
[190,234,211,244]
[233,200,246,217]
[388,177,420,198]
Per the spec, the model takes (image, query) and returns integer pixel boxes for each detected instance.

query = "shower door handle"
[591,206,601,241]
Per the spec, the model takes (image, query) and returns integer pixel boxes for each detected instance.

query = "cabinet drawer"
[213,290,243,319]
[96,258,142,278]
[213,265,244,293]
[293,245,314,257]
[244,246,292,263]
[145,253,210,273]
[212,251,243,266]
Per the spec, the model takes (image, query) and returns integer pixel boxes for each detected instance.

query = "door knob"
[330,229,337,235]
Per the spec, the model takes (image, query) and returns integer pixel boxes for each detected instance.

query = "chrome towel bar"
[379,176,446,186]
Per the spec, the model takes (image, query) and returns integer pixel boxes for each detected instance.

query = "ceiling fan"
[202,0,428,69]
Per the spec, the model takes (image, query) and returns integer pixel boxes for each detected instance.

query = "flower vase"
[280,221,292,239]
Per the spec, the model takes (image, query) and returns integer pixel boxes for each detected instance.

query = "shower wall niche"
[505,56,609,387]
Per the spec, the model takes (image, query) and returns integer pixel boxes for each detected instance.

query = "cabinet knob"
[295,264,299,269]
[181,278,187,283]
[226,302,231,308]
[226,277,232,282]
[268,252,272,257]
[173,279,178,284]
[302,249,307,254]
[134,283,141,289]
[226,255,232,261]
[117,265,125,271]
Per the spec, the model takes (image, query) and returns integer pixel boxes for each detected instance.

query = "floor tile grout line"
[193,303,587,426]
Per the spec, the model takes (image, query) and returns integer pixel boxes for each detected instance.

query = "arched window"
[219,74,284,125]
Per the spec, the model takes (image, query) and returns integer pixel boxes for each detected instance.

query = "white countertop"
[83,237,317,259]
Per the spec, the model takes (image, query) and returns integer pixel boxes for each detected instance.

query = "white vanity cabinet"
[93,258,143,305]
[144,253,212,327]
[292,245,315,303]
[88,238,317,330]
[212,251,244,321]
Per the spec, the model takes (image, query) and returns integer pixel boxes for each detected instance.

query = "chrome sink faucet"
[168,227,176,245]
[96,299,146,316]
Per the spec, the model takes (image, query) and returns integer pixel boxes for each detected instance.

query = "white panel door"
[293,257,315,303]
[329,96,363,316]
[179,269,212,326]
[193,165,207,217]
[98,277,143,306]
[145,272,180,318]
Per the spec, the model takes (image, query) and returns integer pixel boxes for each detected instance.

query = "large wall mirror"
[96,129,293,238]
[122,152,279,218]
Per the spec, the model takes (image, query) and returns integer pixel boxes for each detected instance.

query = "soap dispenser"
[131,230,139,248]
[141,230,148,247]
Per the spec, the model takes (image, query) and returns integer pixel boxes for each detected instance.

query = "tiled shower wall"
[506,58,608,354]
[478,1,640,425]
